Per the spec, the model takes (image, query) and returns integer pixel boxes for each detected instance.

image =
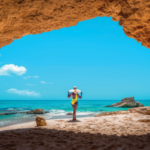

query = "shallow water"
[0,100,149,127]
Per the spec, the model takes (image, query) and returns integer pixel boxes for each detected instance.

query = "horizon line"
[0,99,150,101]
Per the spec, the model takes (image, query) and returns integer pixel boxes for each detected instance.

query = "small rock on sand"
[35,115,47,126]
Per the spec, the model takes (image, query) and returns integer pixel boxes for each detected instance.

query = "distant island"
[105,97,144,108]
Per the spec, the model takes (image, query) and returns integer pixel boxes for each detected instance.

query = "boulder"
[128,107,150,115]
[35,115,47,126]
[105,97,144,108]
[95,111,129,117]
[26,109,45,114]
[66,113,73,115]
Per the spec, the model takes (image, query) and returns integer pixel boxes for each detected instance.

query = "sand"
[0,113,150,150]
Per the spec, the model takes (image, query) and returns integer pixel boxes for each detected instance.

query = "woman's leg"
[72,102,78,121]
[74,103,78,120]
[72,105,75,120]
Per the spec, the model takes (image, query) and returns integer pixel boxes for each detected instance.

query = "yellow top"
[71,94,78,105]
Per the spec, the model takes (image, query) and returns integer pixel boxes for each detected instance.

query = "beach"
[1,113,150,150]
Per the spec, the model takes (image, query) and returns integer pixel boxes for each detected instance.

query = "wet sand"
[0,113,150,150]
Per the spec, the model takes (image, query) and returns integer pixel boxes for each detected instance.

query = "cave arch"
[0,0,150,48]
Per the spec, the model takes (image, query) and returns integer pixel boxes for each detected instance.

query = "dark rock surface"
[0,112,17,115]
[0,109,49,116]
[66,113,73,115]
[26,109,47,114]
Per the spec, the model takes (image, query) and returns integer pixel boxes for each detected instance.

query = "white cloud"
[7,88,40,97]
[23,76,39,79]
[0,64,27,76]
[26,84,36,86]
[40,81,53,84]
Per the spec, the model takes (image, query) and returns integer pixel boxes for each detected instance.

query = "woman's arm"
[68,91,72,98]
[77,92,82,99]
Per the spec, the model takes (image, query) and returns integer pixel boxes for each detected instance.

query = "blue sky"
[0,17,150,100]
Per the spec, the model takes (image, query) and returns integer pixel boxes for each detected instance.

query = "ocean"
[0,100,150,127]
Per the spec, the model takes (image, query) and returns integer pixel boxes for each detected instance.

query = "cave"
[0,0,150,48]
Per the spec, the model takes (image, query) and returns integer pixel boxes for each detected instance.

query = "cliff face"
[0,0,150,48]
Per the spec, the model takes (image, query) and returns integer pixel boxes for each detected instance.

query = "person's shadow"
[67,120,81,123]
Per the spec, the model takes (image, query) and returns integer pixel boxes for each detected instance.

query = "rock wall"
[0,0,150,48]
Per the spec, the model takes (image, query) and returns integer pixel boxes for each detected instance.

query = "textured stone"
[0,0,150,49]
[26,109,45,114]
[95,111,129,117]
[66,113,73,115]
[105,97,144,107]
[0,112,17,115]
[35,115,47,126]
[128,107,150,115]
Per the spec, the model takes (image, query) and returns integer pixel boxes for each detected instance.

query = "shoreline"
[0,114,95,128]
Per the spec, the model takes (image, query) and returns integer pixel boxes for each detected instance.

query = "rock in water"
[0,112,17,115]
[66,113,73,115]
[105,97,144,108]
[26,109,45,114]
[35,116,47,126]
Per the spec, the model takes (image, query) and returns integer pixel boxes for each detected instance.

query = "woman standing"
[68,86,82,121]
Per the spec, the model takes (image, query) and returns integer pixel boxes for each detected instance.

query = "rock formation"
[0,0,150,49]
[95,111,129,117]
[105,97,144,107]
[0,109,49,115]
[66,113,73,115]
[128,107,150,115]
[26,109,46,114]
[35,115,47,126]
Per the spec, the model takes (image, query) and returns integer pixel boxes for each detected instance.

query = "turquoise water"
[0,100,150,127]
